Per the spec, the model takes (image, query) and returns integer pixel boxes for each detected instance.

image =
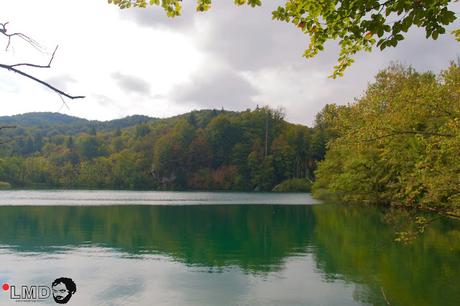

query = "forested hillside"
[0,107,329,191]
[313,63,460,214]
[3,62,457,213]
[0,112,158,137]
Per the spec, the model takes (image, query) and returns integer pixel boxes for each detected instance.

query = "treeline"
[312,63,460,213]
[0,112,157,138]
[0,107,329,191]
[3,63,457,210]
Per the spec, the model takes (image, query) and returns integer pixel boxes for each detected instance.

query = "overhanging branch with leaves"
[109,0,459,78]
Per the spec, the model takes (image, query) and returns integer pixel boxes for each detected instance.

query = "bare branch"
[0,22,43,51]
[0,63,85,99]
[0,22,8,34]
[0,22,84,101]
[57,92,71,112]
[10,45,59,68]
[48,45,58,66]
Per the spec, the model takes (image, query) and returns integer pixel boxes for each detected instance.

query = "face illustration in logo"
[51,278,76,304]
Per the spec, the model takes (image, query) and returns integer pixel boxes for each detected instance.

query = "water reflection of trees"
[0,204,459,305]
[311,205,460,306]
[0,205,314,272]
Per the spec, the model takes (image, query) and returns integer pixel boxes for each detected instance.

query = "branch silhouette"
[0,22,85,100]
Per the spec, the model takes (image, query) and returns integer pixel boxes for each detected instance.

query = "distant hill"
[0,112,158,136]
[0,107,327,191]
[0,112,88,127]
[96,115,156,131]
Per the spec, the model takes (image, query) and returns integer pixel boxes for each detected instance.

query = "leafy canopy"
[313,62,460,213]
[108,0,458,77]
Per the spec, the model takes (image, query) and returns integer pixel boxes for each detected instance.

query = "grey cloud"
[120,1,309,70]
[120,2,196,31]
[172,68,258,110]
[111,71,151,96]
[46,74,77,92]
[197,2,309,70]
[121,1,459,126]
[201,1,460,72]
[122,1,459,73]
[267,27,460,126]
[376,26,460,73]
[92,94,114,106]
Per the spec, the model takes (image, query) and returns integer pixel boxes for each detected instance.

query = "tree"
[0,125,15,145]
[77,135,106,160]
[0,22,84,100]
[0,107,325,191]
[206,114,240,167]
[313,63,460,214]
[109,0,459,77]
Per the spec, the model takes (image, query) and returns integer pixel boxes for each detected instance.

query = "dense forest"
[1,62,459,214]
[313,63,460,214]
[0,107,330,191]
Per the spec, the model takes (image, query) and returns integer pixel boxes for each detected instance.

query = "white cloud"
[0,0,203,120]
[1,0,459,125]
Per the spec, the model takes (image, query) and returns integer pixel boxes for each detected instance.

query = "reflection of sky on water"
[0,190,320,206]
[0,199,458,305]
[0,247,359,306]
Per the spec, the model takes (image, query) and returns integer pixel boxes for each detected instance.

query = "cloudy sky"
[1,1,459,126]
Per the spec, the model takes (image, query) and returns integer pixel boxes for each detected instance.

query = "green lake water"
[0,191,458,305]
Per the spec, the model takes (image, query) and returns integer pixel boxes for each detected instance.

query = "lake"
[0,191,458,305]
